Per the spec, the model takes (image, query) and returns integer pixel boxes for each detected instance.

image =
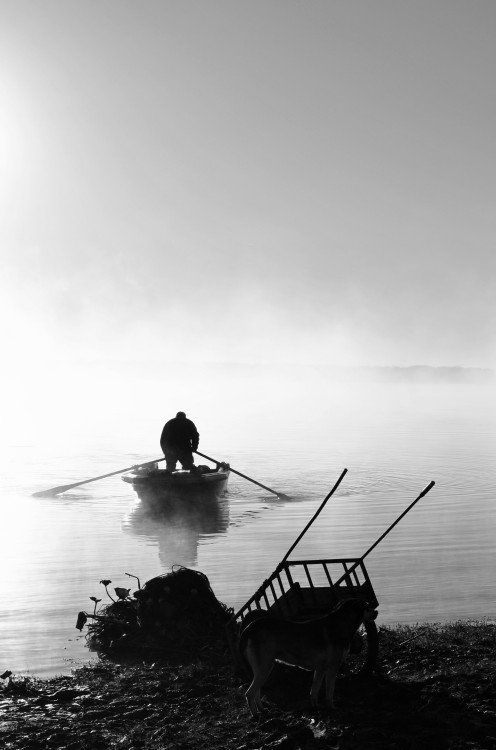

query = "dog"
[239,597,378,716]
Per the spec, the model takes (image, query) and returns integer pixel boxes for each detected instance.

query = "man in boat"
[160,411,200,473]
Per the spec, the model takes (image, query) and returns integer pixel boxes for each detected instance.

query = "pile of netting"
[77,567,233,659]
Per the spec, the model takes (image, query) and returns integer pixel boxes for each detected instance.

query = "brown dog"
[239,598,378,716]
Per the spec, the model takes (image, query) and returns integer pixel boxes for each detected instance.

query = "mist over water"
[1,364,495,677]
[2,0,496,690]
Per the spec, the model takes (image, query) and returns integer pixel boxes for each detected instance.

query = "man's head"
[176,411,186,418]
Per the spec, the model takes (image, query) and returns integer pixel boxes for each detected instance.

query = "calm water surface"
[1,380,495,677]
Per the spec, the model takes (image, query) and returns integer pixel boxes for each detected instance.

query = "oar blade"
[32,484,76,498]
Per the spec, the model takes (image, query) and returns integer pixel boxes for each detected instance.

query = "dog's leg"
[245,681,261,717]
[323,651,344,710]
[323,666,337,709]
[244,643,275,718]
[310,667,326,709]
[245,668,272,717]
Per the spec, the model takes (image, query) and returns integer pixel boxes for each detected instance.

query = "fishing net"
[136,567,232,645]
[80,567,233,659]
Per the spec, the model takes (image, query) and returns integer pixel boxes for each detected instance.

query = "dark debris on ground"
[1,621,496,749]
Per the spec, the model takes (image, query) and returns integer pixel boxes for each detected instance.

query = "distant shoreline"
[21,358,495,387]
[53,359,496,384]
[331,365,496,383]
[169,363,496,384]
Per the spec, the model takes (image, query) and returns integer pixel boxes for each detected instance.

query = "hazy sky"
[1,1,495,367]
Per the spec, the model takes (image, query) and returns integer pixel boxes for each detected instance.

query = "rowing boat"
[121,462,230,502]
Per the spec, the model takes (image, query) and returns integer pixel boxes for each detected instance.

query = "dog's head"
[362,601,379,622]
[333,597,378,624]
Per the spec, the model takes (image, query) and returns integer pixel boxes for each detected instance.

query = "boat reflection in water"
[121,463,230,567]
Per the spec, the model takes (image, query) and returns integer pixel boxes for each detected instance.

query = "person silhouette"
[160,411,200,473]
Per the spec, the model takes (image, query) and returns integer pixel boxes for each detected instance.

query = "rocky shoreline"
[1,621,496,749]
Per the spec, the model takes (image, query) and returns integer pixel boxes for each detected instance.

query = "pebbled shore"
[1,622,496,750]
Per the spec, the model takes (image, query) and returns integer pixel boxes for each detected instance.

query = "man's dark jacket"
[160,417,199,453]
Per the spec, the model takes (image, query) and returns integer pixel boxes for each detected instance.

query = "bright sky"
[1,0,495,368]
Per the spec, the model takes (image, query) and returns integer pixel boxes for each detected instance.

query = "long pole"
[280,468,348,564]
[325,479,436,591]
[361,480,435,561]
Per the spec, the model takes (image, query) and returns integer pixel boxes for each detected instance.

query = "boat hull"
[122,465,230,503]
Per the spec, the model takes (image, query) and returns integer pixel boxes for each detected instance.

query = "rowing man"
[160,411,200,473]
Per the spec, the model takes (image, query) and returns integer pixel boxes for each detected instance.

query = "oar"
[194,450,290,499]
[33,458,165,497]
